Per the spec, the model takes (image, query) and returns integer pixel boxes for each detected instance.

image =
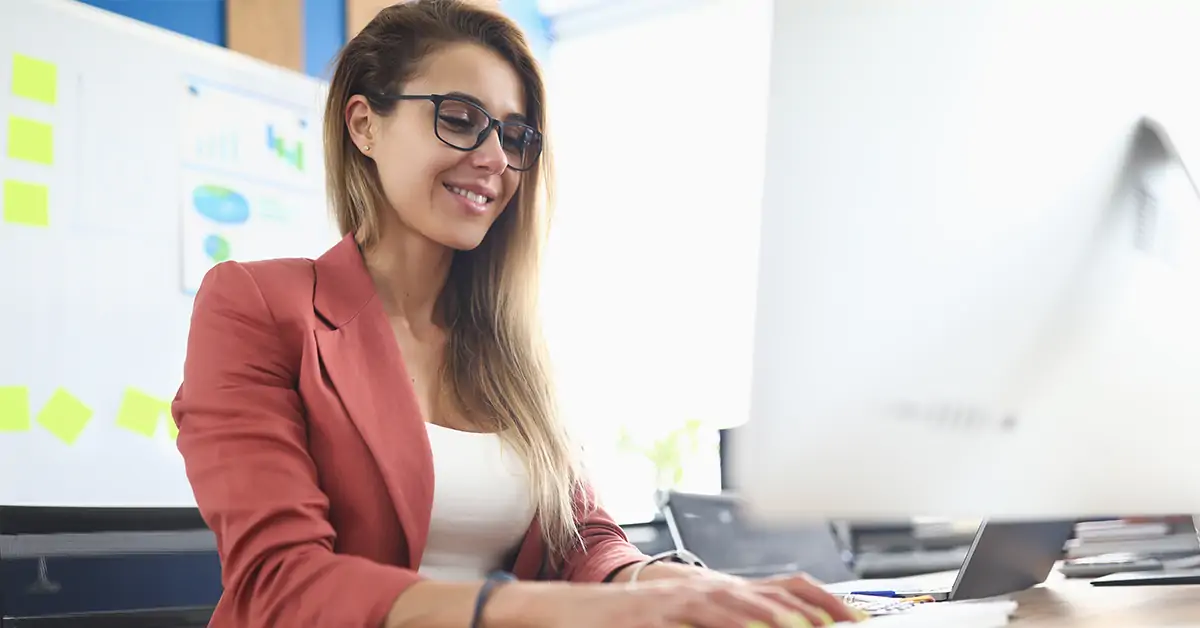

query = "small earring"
[362,145,370,152]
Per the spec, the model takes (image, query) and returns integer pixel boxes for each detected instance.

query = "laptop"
[662,491,1074,602]
[660,491,856,585]
[826,519,1077,601]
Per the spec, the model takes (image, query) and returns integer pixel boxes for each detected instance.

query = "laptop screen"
[664,492,855,584]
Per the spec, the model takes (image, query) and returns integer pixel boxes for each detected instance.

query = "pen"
[849,590,897,597]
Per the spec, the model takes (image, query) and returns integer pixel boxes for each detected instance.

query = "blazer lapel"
[312,234,434,567]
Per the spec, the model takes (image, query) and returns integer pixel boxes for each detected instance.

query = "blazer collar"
[313,233,376,329]
[311,233,435,567]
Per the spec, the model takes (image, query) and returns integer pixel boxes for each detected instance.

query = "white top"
[418,423,535,581]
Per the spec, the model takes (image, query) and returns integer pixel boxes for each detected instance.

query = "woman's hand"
[614,561,865,626]
[750,573,867,626]
[525,576,868,628]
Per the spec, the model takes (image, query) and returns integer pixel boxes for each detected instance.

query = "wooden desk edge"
[1009,574,1199,626]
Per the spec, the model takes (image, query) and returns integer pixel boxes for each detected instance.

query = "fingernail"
[812,609,835,625]
[853,608,871,622]
[782,614,812,628]
[746,622,771,628]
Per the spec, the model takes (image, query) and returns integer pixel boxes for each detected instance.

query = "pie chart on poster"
[204,234,231,262]
[192,184,250,225]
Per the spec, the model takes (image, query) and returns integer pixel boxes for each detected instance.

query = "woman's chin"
[435,229,488,252]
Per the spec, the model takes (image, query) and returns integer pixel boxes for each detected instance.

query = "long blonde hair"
[322,0,586,559]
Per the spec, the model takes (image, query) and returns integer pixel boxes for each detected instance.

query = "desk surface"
[1009,573,1199,626]
[1,575,1193,627]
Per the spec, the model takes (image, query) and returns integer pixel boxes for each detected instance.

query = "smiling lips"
[444,183,497,216]
[445,184,493,204]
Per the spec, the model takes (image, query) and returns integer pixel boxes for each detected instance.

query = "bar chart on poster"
[0,0,335,508]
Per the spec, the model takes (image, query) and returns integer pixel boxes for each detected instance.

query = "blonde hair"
[322,0,586,560]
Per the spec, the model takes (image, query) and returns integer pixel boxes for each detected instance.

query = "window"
[541,0,774,523]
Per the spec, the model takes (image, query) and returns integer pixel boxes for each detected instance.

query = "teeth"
[447,185,490,204]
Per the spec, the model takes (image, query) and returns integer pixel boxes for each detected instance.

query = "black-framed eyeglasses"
[381,93,542,172]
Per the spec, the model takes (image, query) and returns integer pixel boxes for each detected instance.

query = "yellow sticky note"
[7,116,54,165]
[2,180,49,226]
[36,388,92,445]
[11,54,57,105]
[0,386,31,432]
[115,387,170,437]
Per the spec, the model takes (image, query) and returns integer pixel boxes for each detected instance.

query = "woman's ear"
[345,95,376,157]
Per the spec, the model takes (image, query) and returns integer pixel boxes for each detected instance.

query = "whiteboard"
[0,0,337,507]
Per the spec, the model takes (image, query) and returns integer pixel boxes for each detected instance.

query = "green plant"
[617,419,705,489]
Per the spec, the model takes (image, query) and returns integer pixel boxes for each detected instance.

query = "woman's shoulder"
[237,256,317,296]
[195,256,320,330]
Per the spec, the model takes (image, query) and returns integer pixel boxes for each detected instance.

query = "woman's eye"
[439,115,473,130]
[502,137,524,153]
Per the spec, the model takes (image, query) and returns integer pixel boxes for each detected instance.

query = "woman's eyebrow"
[445,90,528,123]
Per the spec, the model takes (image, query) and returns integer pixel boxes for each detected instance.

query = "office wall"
[76,0,341,77]
[76,0,226,46]
[77,0,550,78]
[307,0,346,79]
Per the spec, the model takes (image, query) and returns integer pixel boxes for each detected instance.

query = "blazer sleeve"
[172,261,419,628]
[558,483,648,583]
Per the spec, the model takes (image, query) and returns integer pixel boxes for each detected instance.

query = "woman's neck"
[363,224,453,327]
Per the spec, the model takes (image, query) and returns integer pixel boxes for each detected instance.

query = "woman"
[172,1,864,626]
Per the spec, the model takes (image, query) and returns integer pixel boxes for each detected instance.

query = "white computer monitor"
[735,0,1200,523]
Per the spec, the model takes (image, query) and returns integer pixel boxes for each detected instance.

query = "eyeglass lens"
[435,98,540,170]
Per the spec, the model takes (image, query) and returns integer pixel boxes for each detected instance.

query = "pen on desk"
[848,590,897,598]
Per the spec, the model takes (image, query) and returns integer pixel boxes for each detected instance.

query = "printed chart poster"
[180,171,330,292]
[179,79,333,294]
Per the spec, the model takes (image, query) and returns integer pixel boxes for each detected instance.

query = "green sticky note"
[36,388,92,445]
[0,386,31,432]
[2,179,49,226]
[11,54,57,105]
[7,116,54,165]
[115,387,170,437]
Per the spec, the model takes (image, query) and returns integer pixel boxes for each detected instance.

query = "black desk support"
[0,506,218,626]
[2,606,213,627]
[0,508,205,536]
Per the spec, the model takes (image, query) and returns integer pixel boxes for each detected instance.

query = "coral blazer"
[172,233,646,628]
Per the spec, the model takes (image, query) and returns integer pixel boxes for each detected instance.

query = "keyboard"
[838,597,1020,626]
[841,593,932,616]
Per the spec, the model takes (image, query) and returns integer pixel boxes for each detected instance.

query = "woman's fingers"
[637,574,866,628]
[757,585,834,626]
[665,583,826,628]
[708,586,814,628]
[668,586,765,628]
[761,575,866,623]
